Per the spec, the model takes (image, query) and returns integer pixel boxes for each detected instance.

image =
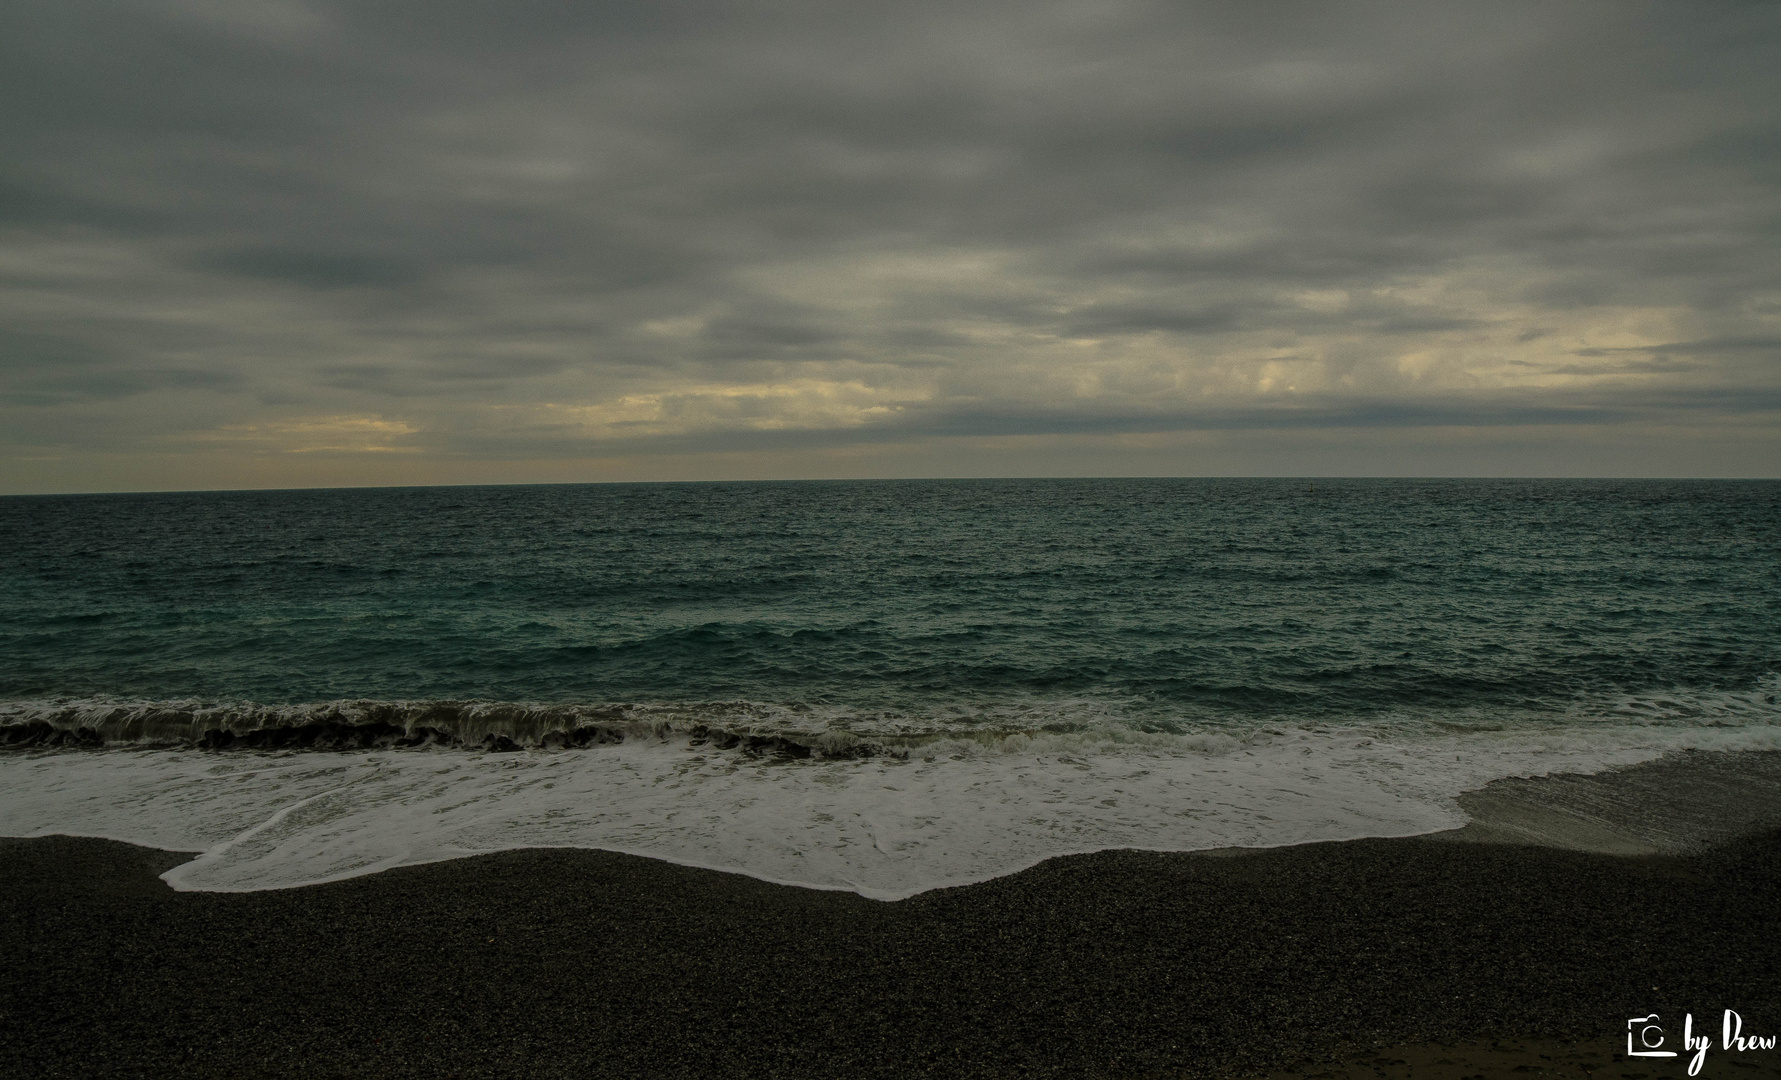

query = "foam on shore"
[2,686,1778,899]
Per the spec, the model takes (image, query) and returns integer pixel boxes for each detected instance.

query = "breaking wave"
[0,695,1269,759]
[1,682,1779,899]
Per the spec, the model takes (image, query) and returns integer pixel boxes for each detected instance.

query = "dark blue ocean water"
[3,479,1777,739]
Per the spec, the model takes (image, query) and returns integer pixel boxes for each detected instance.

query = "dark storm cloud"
[1572,338,1781,358]
[439,385,1781,464]
[201,249,426,290]
[0,328,241,407]
[1,0,1778,482]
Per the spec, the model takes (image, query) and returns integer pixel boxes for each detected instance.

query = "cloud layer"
[3,0,1779,488]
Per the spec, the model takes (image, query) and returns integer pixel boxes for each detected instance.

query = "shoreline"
[5,752,1781,1078]
[9,735,1781,902]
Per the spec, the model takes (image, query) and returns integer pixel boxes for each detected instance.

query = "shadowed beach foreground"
[4,753,1781,1079]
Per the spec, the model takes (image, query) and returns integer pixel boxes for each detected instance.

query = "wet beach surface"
[3,805,1779,1079]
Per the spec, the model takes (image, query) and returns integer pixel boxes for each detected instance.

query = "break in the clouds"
[2,0,1778,489]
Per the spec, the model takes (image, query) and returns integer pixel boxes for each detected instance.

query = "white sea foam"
[3,682,1778,900]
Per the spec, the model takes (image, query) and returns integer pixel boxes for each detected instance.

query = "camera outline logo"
[1629,1014,1679,1058]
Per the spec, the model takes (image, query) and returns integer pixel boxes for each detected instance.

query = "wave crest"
[0,699,996,757]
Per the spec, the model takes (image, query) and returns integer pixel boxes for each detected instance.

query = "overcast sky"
[3,0,1778,491]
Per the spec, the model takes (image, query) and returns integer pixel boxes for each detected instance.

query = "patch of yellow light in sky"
[548,380,915,437]
[184,416,421,454]
[566,276,1718,443]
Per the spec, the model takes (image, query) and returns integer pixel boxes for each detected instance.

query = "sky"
[2,0,1778,492]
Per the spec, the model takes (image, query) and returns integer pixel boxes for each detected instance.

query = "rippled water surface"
[2,479,1777,896]
[3,478,1777,727]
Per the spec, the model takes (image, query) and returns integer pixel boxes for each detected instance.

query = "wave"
[0,696,1190,758]
[3,675,1778,757]
[1,679,1779,899]
[0,699,890,756]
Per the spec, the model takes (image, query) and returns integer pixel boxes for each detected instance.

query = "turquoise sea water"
[3,478,1777,736]
[2,479,1778,897]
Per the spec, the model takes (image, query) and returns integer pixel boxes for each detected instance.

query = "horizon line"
[4,474,1779,498]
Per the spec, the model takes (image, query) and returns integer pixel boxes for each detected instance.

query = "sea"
[2,478,1778,899]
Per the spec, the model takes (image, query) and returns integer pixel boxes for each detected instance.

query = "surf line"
[159,760,386,891]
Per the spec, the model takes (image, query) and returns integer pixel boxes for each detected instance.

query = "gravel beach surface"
[4,754,1781,1080]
